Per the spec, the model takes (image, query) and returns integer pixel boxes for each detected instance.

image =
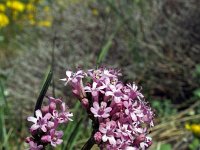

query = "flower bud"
[94,132,102,144]
[134,134,145,146]
[81,98,89,109]
[49,102,56,113]
[41,105,49,114]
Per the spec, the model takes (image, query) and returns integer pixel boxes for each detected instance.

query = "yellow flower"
[185,123,191,130]
[0,4,6,12]
[7,1,25,12]
[186,123,200,136]
[0,13,9,28]
[92,8,99,16]
[190,124,200,136]
[37,20,52,27]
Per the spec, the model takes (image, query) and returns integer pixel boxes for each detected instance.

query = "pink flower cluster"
[61,67,154,150]
[26,97,73,150]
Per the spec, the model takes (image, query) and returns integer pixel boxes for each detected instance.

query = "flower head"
[6,1,25,12]
[0,13,9,28]
[26,96,73,149]
[62,67,154,149]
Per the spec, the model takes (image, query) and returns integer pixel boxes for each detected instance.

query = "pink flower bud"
[94,132,102,144]
[81,98,89,109]
[134,134,146,146]
[41,105,49,114]
[49,102,56,113]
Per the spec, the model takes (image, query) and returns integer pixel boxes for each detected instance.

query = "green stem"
[81,136,95,150]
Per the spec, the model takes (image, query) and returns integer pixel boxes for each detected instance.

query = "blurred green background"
[0,0,200,149]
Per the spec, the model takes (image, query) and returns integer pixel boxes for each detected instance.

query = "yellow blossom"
[37,20,52,27]
[185,123,200,136]
[185,123,191,130]
[0,13,9,28]
[92,8,99,16]
[7,1,25,12]
[0,4,6,12]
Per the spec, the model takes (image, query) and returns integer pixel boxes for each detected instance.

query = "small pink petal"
[90,107,97,115]
[31,124,39,131]
[93,102,100,109]
[35,110,42,118]
[27,116,37,123]
[108,136,116,145]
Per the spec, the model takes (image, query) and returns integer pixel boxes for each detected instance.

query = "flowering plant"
[26,96,73,150]
[61,67,154,150]
[26,67,154,150]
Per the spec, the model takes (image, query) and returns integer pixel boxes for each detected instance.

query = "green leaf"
[0,81,7,107]
[64,118,83,150]
[189,138,200,150]
[97,34,114,65]
[195,64,200,75]
[34,67,52,116]
[0,80,8,149]
[193,88,200,98]
[0,36,4,42]
[159,143,172,150]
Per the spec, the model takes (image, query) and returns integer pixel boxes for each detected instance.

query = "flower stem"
[81,136,95,150]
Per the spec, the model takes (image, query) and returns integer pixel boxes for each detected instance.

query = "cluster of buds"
[61,67,154,150]
[26,97,73,150]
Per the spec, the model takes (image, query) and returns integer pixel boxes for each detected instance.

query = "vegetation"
[0,0,200,149]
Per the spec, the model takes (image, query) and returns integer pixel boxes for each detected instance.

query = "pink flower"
[60,70,86,85]
[27,110,52,132]
[61,68,154,149]
[28,141,43,150]
[58,102,73,123]
[123,100,143,122]
[84,82,106,100]
[41,129,63,147]
[50,129,63,147]
[26,96,73,149]
[126,83,144,99]
[105,84,124,103]
[48,96,62,104]
[99,121,117,145]
[116,122,132,139]
[61,70,86,99]
[90,102,112,118]
[125,146,138,150]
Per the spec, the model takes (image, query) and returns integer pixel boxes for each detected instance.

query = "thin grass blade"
[34,67,52,116]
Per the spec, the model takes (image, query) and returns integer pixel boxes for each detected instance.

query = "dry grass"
[150,101,200,149]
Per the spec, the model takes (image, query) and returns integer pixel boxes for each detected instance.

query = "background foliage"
[0,0,200,149]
